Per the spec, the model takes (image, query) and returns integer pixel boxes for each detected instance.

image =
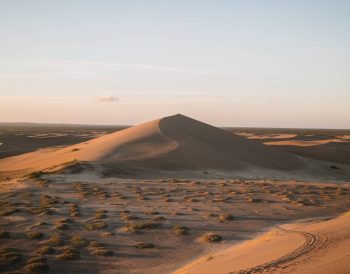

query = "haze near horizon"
[1,0,349,128]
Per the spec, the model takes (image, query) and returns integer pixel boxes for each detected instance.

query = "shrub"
[85,221,107,230]
[55,223,69,230]
[90,249,113,256]
[134,242,154,249]
[70,236,89,248]
[35,246,55,255]
[125,221,159,233]
[45,234,64,246]
[56,251,80,260]
[218,214,234,223]
[27,231,44,239]
[22,261,49,273]
[173,225,189,236]
[0,248,22,267]
[200,232,222,243]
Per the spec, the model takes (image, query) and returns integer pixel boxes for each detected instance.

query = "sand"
[0,114,303,173]
[174,211,350,274]
[265,139,350,147]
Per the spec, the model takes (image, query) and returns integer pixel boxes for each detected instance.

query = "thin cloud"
[97,96,119,102]
[1,58,234,76]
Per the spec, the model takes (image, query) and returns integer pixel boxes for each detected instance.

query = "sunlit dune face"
[265,139,350,147]
[237,133,297,140]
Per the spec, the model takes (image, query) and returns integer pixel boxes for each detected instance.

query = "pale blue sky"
[1,0,349,128]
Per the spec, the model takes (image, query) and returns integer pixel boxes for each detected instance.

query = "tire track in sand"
[232,226,327,273]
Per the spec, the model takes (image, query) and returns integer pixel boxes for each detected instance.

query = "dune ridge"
[0,114,303,173]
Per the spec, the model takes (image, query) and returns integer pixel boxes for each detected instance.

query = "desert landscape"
[1,1,349,273]
[0,114,350,274]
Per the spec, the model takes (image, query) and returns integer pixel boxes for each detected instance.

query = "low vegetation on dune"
[85,221,108,230]
[0,248,22,267]
[0,166,349,274]
[199,232,222,243]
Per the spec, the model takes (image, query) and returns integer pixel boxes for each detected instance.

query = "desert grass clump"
[218,213,234,223]
[125,221,159,233]
[95,212,107,219]
[35,246,55,255]
[56,249,80,261]
[121,213,139,221]
[44,234,64,246]
[22,262,49,273]
[26,256,47,265]
[70,236,89,248]
[90,249,114,256]
[173,225,189,236]
[199,232,222,243]
[134,242,154,249]
[85,221,107,230]
[26,231,44,240]
[54,223,69,230]
[87,241,113,256]
[153,216,166,221]
[144,210,159,215]
[0,248,22,267]
[69,204,81,217]
[22,258,49,273]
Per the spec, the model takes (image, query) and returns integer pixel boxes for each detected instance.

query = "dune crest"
[0,114,303,172]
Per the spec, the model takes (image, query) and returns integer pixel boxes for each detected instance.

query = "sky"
[0,0,349,128]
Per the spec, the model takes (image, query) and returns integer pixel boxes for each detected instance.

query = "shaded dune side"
[156,114,303,171]
[0,114,303,172]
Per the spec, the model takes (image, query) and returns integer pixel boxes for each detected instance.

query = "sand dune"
[265,139,350,147]
[0,114,303,172]
[174,211,350,274]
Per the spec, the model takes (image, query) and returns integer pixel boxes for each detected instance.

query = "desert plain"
[0,114,350,274]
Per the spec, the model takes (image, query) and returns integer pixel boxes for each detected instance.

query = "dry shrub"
[173,225,189,236]
[199,232,222,243]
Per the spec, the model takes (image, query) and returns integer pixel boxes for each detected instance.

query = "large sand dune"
[0,114,303,172]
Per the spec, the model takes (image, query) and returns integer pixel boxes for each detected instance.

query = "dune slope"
[0,114,303,172]
[174,212,350,274]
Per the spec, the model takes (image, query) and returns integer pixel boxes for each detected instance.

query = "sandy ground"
[175,211,350,274]
[0,170,349,274]
[1,115,350,274]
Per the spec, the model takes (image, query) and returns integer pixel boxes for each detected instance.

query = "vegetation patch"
[0,248,22,267]
[173,225,189,236]
[35,246,55,255]
[134,242,154,249]
[218,213,234,223]
[85,221,107,230]
[199,232,222,243]
[27,231,44,239]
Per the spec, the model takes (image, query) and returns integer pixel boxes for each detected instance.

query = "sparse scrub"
[22,259,49,273]
[218,213,234,223]
[0,248,22,267]
[85,221,107,230]
[173,225,189,236]
[125,221,159,233]
[199,232,222,243]
[54,223,69,230]
[70,236,89,248]
[35,246,55,255]
[45,234,64,246]
[27,231,44,239]
[134,242,154,249]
